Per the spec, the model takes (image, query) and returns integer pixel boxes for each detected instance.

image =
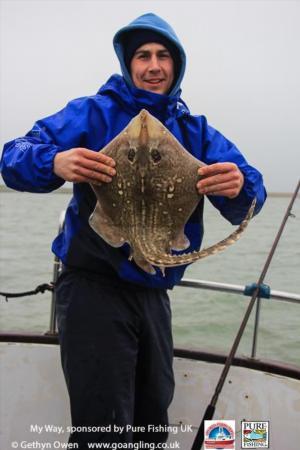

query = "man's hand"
[197,162,244,198]
[54,148,116,185]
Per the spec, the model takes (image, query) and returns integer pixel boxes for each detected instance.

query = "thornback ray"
[89,109,256,274]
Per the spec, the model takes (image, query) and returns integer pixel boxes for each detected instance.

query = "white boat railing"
[178,278,300,304]
[178,278,300,358]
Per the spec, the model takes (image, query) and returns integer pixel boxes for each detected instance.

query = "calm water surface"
[0,190,299,365]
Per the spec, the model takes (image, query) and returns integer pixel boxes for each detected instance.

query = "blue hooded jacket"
[0,13,266,289]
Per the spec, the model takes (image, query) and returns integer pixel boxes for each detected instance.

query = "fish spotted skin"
[90,109,255,274]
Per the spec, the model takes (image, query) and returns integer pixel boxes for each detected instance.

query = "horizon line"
[0,185,296,197]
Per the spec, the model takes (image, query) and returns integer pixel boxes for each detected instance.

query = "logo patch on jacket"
[15,139,32,152]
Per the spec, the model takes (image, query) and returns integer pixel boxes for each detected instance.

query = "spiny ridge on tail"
[141,198,256,268]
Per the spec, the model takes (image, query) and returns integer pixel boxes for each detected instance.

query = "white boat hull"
[1,341,299,449]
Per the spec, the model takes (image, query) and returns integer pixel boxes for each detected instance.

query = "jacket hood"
[113,13,186,97]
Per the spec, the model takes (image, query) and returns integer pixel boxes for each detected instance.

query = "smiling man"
[0,12,266,450]
[130,42,174,94]
[123,29,178,95]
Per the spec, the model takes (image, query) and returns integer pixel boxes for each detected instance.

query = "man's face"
[130,42,174,95]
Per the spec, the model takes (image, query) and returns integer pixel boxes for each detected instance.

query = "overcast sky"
[1,0,299,192]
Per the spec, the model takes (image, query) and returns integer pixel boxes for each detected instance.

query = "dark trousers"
[55,268,174,448]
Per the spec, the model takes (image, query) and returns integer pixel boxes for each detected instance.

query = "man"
[0,13,266,448]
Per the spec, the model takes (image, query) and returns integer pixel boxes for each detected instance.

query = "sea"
[0,189,299,366]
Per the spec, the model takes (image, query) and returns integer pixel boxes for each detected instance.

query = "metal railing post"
[46,211,66,336]
[251,296,262,358]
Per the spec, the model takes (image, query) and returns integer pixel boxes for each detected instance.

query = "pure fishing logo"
[241,421,269,448]
[204,420,235,449]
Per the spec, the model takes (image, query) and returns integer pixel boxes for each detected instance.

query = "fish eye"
[151,148,161,163]
[128,148,136,162]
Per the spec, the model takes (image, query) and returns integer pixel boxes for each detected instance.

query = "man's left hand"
[197,162,244,198]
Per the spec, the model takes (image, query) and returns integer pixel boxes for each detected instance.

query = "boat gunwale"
[1,332,299,380]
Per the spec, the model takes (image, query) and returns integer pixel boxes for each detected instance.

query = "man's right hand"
[53,148,116,185]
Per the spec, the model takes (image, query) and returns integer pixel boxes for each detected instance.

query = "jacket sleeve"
[0,97,91,193]
[201,118,267,225]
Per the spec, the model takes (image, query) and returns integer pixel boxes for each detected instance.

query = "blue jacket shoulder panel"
[0,95,111,192]
[201,120,267,223]
[176,114,267,224]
